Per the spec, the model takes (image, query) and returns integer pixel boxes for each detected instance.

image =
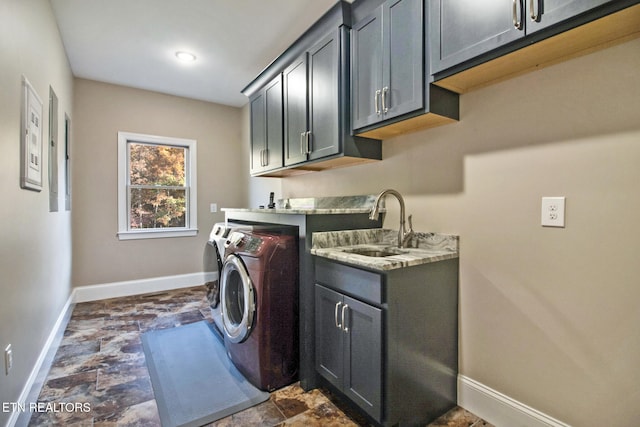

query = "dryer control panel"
[226,231,264,253]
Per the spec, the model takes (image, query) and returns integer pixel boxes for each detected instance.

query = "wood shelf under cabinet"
[253,155,380,178]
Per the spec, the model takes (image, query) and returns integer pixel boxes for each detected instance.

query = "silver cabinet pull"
[300,132,306,155]
[382,86,389,114]
[374,89,381,115]
[341,304,349,333]
[512,0,523,30]
[529,0,539,21]
[334,301,342,329]
[263,148,268,166]
[305,131,311,154]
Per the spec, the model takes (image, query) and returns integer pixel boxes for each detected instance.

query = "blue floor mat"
[141,321,269,427]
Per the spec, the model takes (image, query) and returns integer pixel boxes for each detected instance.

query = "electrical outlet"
[541,197,565,227]
[210,203,218,213]
[5,344,13,375]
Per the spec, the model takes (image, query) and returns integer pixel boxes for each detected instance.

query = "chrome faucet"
[369,189,414,248]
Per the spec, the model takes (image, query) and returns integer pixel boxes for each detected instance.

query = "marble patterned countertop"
[222,195,385,215]
[311,228,459,271]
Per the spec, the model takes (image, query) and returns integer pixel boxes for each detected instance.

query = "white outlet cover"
[541,197,565,227]
[210,203,217,213]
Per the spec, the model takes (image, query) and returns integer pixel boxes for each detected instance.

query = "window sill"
[117,228,198,241]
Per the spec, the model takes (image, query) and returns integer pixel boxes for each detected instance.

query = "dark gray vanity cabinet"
[351,0,423,130]
[430,0,618,75]
[249,74,283,175]
[314,256,459,426]
[284,29,341,167]
[315,283,383,421]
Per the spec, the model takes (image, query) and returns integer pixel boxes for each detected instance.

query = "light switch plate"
[541,197,565,227]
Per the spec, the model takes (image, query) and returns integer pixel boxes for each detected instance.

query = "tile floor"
[29,286,492,426]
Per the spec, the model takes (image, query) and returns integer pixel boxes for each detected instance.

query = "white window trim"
[117,131,198,240]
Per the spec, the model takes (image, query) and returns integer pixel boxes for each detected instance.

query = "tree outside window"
[117,132,197,240]
[129,143,186,229]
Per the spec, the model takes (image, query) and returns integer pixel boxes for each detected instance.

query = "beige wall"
[0,0,74,423]
[273,39,640,427]
[72,79,246,286]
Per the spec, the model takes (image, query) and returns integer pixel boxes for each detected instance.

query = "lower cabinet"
[314,256,459,426]
[315,284,382,421]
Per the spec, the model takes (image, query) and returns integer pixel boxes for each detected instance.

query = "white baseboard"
[458,375,571,427]
[73,271,217,303]
[10,293,75,427]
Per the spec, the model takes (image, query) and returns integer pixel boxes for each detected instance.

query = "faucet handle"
[407,214,414,232]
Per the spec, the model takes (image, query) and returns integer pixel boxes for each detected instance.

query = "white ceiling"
[50,0,346,107]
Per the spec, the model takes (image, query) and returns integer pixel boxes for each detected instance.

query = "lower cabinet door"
[315,284,344,389]
[343,295,383,421]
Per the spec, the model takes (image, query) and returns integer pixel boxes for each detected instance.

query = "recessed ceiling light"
[175,51,197,62]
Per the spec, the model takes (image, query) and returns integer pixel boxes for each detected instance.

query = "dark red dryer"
[220,229,298,391]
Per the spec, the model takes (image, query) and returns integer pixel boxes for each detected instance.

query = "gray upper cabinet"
[243,2,382,177]
[284,30,341,167]
[429,0,525,74]
[250,74,283,175]
[527,0,613,33]
[352,0,423,131]
[430,0,619,75]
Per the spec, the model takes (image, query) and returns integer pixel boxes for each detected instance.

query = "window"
[117,132,197,240]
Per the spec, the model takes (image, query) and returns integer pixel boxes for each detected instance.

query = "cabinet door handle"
[300,132,306,155]
[382,86,389,114]
[374,89,381,115]
[512,0,523,30]
[341,304,349,333]
[529,0,539,21]
[263,148,268,166]
[334,301,342,329]
[305,131,311,154]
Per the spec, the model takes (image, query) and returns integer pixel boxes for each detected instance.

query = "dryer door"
[220,254,255,343]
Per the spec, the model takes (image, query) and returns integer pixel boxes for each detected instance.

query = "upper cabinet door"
[430,0,525,74]
[264,75,284,171]
[249,91,266,175]
[283,55,309,167]
[250,75,283,175]
[526,0,613,33]
[351,8,383,130]
[352,0,425,131]
[308,30,341,161]
[382,0,423,121]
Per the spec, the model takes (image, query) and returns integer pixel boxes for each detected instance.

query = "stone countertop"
[311,228,459,271]
[222,207,375,215]
[222,195,385,215]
